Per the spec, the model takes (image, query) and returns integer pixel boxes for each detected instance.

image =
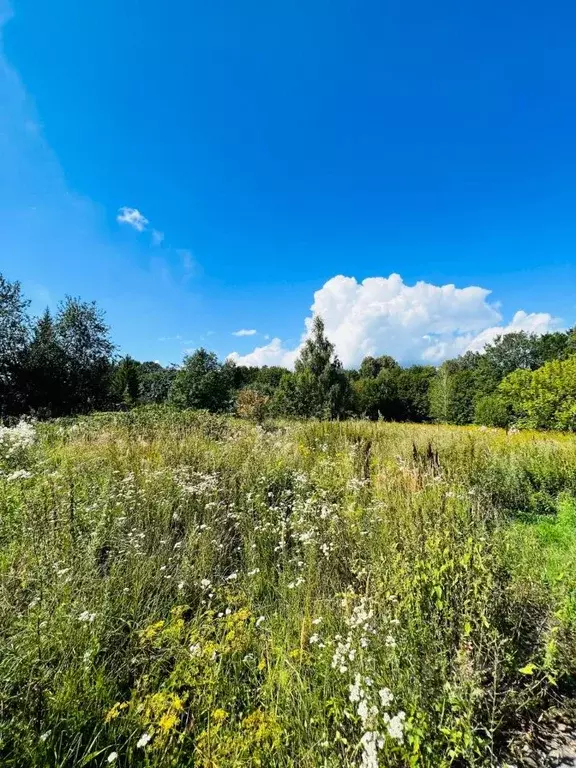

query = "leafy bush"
[236,388,270,423]
[474,394,511,428]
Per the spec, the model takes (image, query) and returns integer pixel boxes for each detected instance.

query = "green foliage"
[138,361,177,405]
[169,348,235,412]
[286,317,351,419]
[352,376,381,419]
[0,274,30,417]
[0,282,115,419]
[395,365,436,422]
[429,361,476,425]
[53,296,115,414]
[17,309,67,417]
[359,354,400,379]
[111,355,140,407]
[500,354,576,430]
[2,414,576,766]
[474,394,511,428]
[483,331,541,376]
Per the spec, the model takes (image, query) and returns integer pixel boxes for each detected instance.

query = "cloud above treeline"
[228,274,559,369]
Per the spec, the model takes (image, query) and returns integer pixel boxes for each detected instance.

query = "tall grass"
[1,409,576,767]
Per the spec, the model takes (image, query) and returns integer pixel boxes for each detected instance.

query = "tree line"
[2,272,575,429]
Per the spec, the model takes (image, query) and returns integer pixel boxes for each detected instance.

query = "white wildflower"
[358,699,370,724]
[360,730,384,768]
[107,752,118,763]
[6,469,33,481]
[349,674,363,703]
[136,732,152,748]
[385,711,406,743]
[378,688,393,707]
[0,420,35,456]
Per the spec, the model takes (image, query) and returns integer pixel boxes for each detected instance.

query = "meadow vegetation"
[2,408,576,766]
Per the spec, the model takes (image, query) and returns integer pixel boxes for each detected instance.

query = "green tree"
[481,330,572,381]
[499,355,576,431]
[253,366,288,395]
[0,274,30,418]
[351,377,381,419]
[169,349,235,412]
[473,394,511,428]
[54,296,115,413]
[395,365,436,422]
[138,362,176,405]
[532,330,574,365]
[289,317,350,419]
[429,360,476,425]
[112,356,141,408]
[359,355,400,379]
[18,309,68,417]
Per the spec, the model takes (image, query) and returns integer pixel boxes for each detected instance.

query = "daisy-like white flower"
[379,687,393,707]
[107,752,118,763]
[136,732,152,748]
[385,711,406,743]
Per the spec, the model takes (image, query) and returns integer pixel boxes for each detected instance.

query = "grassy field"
[2,409,576,767]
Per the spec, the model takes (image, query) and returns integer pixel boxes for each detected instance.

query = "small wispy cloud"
[177,249,196,275]
[232,328,257,337]
[117,207,198,281]
[117,206,149,232]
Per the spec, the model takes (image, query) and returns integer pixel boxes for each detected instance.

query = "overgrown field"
[2,410,576,767]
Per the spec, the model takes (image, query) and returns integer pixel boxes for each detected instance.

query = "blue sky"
[1,0,575,367]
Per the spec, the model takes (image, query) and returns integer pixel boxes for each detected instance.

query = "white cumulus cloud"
[117,206,149,232]
[463,310,559,354]
[232,329,257,337]
[228,274,559,369]
[228,337,298,368]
